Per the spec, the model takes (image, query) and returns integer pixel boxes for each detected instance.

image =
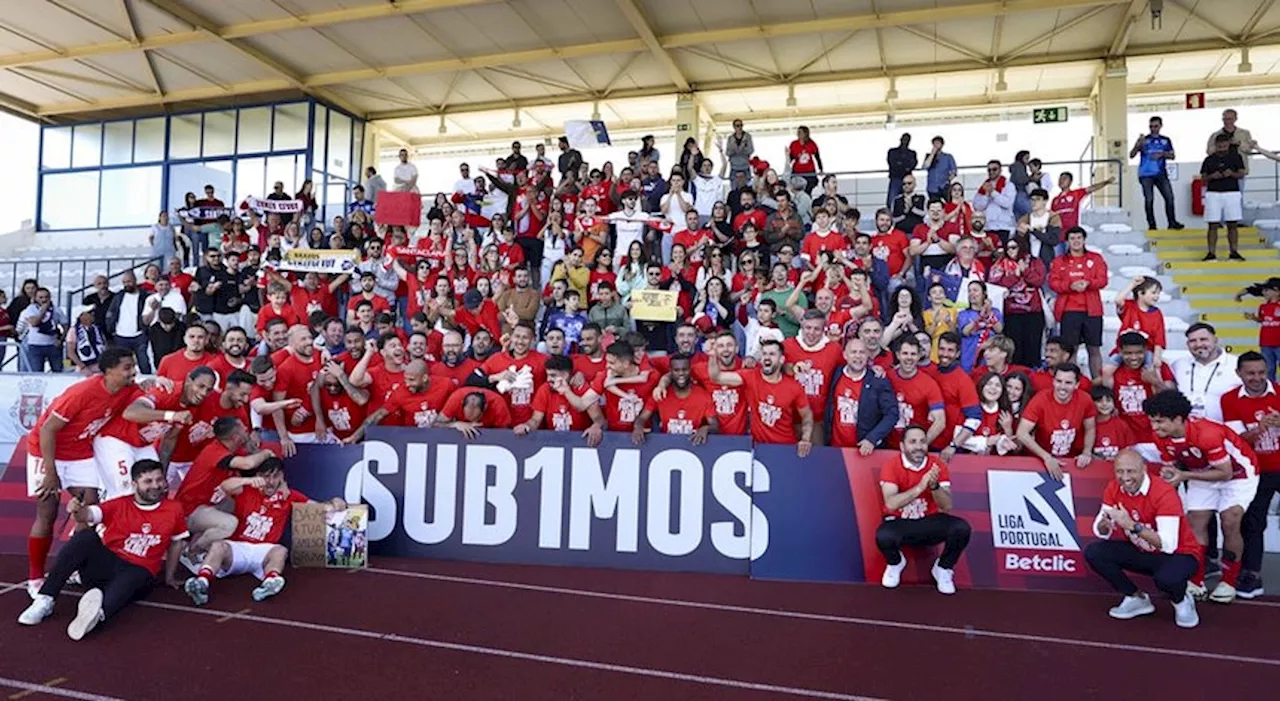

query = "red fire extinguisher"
[1191,176,1205,216]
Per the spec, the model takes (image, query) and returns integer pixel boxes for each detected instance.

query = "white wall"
[0,112,38,233]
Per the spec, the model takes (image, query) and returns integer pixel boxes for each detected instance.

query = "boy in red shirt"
[877,425,971,595]
[1090,386,1137,461]
[1239,277,1280,381]
[1051,172,1114,232]
[1016,363,1098,480]
[1102,276,1167,387]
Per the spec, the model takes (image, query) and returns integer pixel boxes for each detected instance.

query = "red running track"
[0,554,1275,700]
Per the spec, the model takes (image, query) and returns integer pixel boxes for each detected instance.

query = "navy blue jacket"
[824,366,900,447]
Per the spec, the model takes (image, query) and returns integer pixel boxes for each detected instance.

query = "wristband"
[164,411,176,422]
[1130,523,1144,535]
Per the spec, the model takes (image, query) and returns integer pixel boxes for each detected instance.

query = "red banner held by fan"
[374,191,422,228]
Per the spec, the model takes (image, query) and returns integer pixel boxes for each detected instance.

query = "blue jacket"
[824,366,900,447]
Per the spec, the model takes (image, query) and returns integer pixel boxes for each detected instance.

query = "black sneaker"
[1202,252,1218,261]
[1170,222,1186,230]
[1229,251,1246,261]
[1236,571,1264,599]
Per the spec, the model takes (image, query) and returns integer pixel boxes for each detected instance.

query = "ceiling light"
[437,115,447,134]
[512,108,522,128]
[1239,47,1253,73]
[995,68,1007,92]
[591,101,601,121]
[885,77,898,101]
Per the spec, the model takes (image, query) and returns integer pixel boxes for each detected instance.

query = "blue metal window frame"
[35,97,365,233]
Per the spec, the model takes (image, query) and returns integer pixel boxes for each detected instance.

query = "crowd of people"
[9,109,1280,638]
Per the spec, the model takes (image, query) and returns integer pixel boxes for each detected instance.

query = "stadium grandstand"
[0,1,1276,699]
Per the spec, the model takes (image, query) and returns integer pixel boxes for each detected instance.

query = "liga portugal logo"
[13,377,46,430]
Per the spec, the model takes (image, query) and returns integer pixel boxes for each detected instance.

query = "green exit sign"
[1033,106,1069,124]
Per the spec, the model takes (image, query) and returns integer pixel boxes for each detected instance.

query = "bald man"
[1085,449,1203,628]
[274,325,325,446]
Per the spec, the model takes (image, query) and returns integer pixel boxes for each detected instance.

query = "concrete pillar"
[360,123,380,185]
[1091,57,1130,211]
[675,92,700,150]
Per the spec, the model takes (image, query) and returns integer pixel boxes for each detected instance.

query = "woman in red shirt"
[941,182,973,241]
[786,126,823,193]
[987,235,1048,368]
[589,248,617,306]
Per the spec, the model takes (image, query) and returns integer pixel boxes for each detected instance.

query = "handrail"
[60,255,163,321]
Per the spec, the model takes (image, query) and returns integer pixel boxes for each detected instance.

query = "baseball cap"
[463,288,483,310]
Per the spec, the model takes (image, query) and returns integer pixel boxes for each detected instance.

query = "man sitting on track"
[876,424,972,595]
[19,459,188,640]
[184,457,345,605]
[175,416,277,563]
[1085,449,1202,628]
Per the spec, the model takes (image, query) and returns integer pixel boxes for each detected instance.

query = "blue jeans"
[886,177,904,209]
[26,343,63,373]
[1139,173,1179,229]
[113,333,152,374]
[1263,346,1279,382]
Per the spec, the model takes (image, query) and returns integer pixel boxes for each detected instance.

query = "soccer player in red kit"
[162,374,254,492]
[25,348,148,596]
[273,325,325,445]
[351,332,407,412]
[1029,336,1093,394]
[437,387,513,437]
[1105,331,1174,446]
[1085,449,1202,628]
[516,354,605,445]
[688,332,748,436]
[184,458,347,606]
[430,330,480,389]
[1016,363,1097,480]
[634,354,717,445]
[19,459,188,639]
[353,360,451,438]
[933,332,983,459]
[1145,389,1259,604]
[784,310,844,445]
[581,341,659,433]
[877,425,971,595]
[310,360,369,444]
[156,325,211,383]
[572,323,608,383]
[477,322,547,425]
[177,417,276,557]
[207,327,251,388]
[886,337,945,449]
[1221,351,1280,598]
[707,339,814,455]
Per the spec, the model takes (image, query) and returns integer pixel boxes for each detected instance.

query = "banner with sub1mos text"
[751,445,1116,592]
[284,428,764,575]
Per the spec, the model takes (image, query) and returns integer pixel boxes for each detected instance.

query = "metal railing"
[58,255,163,320]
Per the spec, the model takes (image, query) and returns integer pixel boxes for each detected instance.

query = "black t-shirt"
[892,193,926,233]
[812,193,848,211]
[1201,152,1245,192]
[194,265,220,314]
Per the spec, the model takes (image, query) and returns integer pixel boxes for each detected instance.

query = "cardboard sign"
[291,503,369,569]
[631,288,679,322]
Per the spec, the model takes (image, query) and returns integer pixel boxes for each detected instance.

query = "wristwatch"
[1130,523,1144,535]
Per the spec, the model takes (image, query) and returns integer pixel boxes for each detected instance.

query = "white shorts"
[92,436,159,500]
[1184,476,1258,513]
[26,455,100,497]
[216,541,278,580]
[287,432,316,445]
[1203,191,1243,224]
[167,461,193,494]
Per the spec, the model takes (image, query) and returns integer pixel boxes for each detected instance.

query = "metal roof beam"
[613,0,690,91]
[1240,0,1278,40]
[1003,6,1115,61]
[1109,0,1148,55]
[120,0,165,98]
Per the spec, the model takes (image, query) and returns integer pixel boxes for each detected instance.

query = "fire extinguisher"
[1191,176,1205,216]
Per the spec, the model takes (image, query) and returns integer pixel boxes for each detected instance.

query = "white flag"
[564,120,611,149]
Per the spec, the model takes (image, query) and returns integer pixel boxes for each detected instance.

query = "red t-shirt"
[157,351,211,384]
[207,353,250,388]
[26,376,140,461]
[347,293,392,318]
[232,486,309,544]
[691,358,748,436]
[887,369,944,448]
[430,358,481,389]
[1020,390,1098,458]
[572,353,608,383]
[169,392,235,464]
[1114,299,1167,353]
[933,365,981,451]
[1111,363,1175,443]
[1258,301,1280,347]
[99,497,190,576]
[1029,368,1094,395]
[479,351,548,425]
[1098,476,1201,557]
[255,303,301,335]
[382,382,453,428]
[1051,188,1088,232]
[870,231,910,277]
[1155,417,1259,480]
[880,454,951,519]
[788,139,820,174]
[170,271,195,301]
[782,339,844,416]
[290,283,337,319]
[828,370,867,448]
[441,387,512,428]
[98,383,187,448]
[740,369,808,445]
[275,352,324,433]
[801,230,848,267]
[591,372,660,432]
[366,364,405,411]
[530,384,591,431]
[1221,383,1280,473]
[175,440,237,515]
[647,386,715,436]
[1094,415,1137,461]
[405,275,431,320]
[317,388,368,442]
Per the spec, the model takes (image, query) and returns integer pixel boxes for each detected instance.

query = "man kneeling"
[877,424,972,594]
[19,459,187,639]
[184,457,345,605]
[1085,449,1203,628]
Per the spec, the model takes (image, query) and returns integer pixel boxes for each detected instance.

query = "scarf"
[241,196,305,214]
[978,176,1007,196]
[74,323,104,364]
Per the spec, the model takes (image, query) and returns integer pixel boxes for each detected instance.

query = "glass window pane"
[238,106,271,154]
[273,102,308,151]
[325,181,346,230]
[235,157,266,208]
[71,124,102,168]
[100,166,162,227]
[203,110,235,157]
[169,114,202,160]
[326,111,351,177]
[40,171,99,230]
[311,106,327,176]
[266,155,300,196]
[351,122,364,181]
[102,121,133,166]
[167,161,232,214]
[41,127,71,169]
[134,118,165,162]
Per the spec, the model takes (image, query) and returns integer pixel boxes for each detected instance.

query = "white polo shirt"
[1171,349,1239,421]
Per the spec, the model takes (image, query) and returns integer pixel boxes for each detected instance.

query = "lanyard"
[1189,361,1221,397]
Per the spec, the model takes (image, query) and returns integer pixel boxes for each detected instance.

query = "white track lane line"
[0,676,127,701]
[356,566,1280,668]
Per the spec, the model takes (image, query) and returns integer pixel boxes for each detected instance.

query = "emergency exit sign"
[1033,106,1068,124]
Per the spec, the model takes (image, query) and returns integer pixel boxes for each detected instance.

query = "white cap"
[73,304,95,319]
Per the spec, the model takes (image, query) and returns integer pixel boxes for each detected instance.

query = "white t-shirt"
[453,178,476,196]
[609,209,650,257]
[394,162,419,192]
[661,191,693,233]
[115,291,143,338]
[1172,350,1239,421]
[145,290,187,318]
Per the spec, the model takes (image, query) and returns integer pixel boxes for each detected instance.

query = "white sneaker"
[17,595,54,626]
[1209,581,1237,604]
[1107,593,1156,620]
[67,588,104,641]
[1186,581,1207,601]
[931,560,956,595]
[26,577,45,600]
[1174,595,1200,628]
[184,577,209,607]
[881,555,907,589]
[251,576,286,602]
